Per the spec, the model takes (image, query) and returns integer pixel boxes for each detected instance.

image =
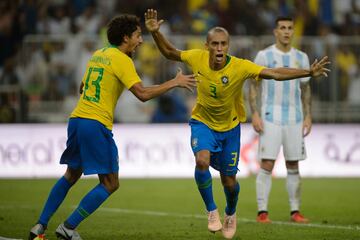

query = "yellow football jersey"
[71,45,141,130]
[181,49,264,132]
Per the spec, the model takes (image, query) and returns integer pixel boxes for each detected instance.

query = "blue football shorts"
[60,118,119,175]
[189,119,241,176]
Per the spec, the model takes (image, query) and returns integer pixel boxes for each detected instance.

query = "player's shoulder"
[181,49,207,62]
[230,55,256,68]
[96,46,126,57]
[183,48,206,56]
[255,45,274,58]
[261,44,275,53]
[231,56,250,64]
[291,47,309,58]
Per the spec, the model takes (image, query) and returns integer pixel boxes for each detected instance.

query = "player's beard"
[127,52,133,58]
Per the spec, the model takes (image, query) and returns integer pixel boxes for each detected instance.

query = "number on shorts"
[229,152,238,166]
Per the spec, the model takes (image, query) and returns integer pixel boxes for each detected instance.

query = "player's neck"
[275,43,291,53]
[209,60,226,71]
[118,44,132,57]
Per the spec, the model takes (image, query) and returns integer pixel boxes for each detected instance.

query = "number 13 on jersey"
[83,67,104,103]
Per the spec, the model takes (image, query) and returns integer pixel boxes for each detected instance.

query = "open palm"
[145,9,164,32]
[310,56,331,77]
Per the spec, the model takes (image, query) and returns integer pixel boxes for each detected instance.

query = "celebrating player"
[28,14,196,240]
[145,9,329,239]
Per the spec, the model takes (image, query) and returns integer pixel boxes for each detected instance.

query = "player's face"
[206,31,229,67]
[274,20,294,46]
[126,26,143,57]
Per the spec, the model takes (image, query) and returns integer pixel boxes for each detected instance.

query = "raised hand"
[145,9,164,33]
[173,68,197,92]
[310,56,331,77]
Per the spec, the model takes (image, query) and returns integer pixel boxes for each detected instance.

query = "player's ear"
[205,42,209,50]
[123,35,130,44]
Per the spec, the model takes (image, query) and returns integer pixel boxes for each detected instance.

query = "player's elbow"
[136,92,151,102]
[162,49,181,61]
[260,68,281,80]
[272,72,282,80]
[130,83,151,102]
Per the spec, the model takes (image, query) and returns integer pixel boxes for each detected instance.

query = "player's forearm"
[301,82,312,118]
[261,68,311,81]
[249,79,259,115]
[138,79,178,102]
[151,31,180,61]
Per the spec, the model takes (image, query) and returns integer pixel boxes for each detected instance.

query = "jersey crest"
[221,76,229,85]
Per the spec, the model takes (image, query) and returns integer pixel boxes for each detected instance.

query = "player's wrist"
[170,78,179,88]
[309,69,314,77]
[151,29,160,34]
[252,111,260,117]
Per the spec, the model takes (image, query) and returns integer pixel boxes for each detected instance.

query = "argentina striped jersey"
[254,44,310,125]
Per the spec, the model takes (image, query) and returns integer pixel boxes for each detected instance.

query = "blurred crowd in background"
[1,0,360,124]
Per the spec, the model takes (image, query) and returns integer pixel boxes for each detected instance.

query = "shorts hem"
[83,170,118,175]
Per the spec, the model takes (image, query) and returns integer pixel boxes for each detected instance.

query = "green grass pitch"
[0,177,359,240]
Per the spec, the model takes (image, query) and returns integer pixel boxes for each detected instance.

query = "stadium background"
[0,0,359,239]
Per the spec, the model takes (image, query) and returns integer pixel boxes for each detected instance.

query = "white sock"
[256,168,272,212]
[286,168,301,212]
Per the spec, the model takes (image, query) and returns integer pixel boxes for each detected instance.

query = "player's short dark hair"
[206,26,229,43]
[107,14,140,46]
[275,16,293,27]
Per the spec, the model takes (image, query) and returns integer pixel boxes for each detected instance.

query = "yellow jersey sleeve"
[112,53,142,89]
[241,59,265,81]
[181,49,203,67]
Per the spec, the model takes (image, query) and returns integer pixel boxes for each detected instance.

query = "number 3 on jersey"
[83,67,104,103]
[210,83,217,98]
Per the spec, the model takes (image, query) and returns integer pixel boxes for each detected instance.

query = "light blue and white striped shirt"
[254,44,310,125]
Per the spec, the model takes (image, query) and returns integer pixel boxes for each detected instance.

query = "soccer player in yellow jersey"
[29,14,196,240]
[145,9,330,239]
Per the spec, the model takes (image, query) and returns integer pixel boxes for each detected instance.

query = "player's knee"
[105,180,119,193]
[112,181,120,192]
[286,161,299,169]
[195,151,210,170]
[261,159,275,172]
[195,158,210,170]
[64,168,82,185]
[221,175,237,188]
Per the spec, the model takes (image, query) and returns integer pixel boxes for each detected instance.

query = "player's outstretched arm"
[259,56,330,81]
[129,68,196,102]
[145,9,181,61]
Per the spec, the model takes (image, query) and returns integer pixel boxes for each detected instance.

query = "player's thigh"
[217,124,240,176]
[77,119,119,175]
[60,118,81,169]
[283,123,306,161]
[258,121,282,160]
[189,119,221,154]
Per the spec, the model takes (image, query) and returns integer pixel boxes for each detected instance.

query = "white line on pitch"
[0,237,23,240]
[99,207,360,231]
